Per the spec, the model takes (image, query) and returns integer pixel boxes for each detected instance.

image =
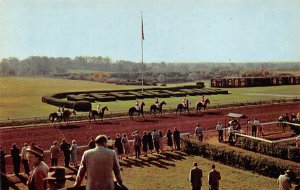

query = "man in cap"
[44,166,72,190]
[27,145,49,190]
[277,170,292,190]
[74,134,123,190]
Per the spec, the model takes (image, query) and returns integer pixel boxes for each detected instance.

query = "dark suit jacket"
[189,167,203,188]
[208,169,221,189]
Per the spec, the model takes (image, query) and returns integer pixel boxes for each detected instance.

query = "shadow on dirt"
[56,125,80,129]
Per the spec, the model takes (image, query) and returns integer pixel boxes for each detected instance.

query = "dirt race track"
[1,102,299,173]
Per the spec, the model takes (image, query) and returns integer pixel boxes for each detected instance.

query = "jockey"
[135,100,140,110]
[155,98,160,108]
[97,104,101,114]
[200,95,205,105]
[57,106,63,116]
[182,97,187,107]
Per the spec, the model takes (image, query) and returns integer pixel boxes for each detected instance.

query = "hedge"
[182,138,299,179]
[235,136,300,162]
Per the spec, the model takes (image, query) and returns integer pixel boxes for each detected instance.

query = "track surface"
[1,102,299,154]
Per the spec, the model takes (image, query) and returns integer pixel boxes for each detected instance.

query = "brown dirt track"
[1,102,299,174]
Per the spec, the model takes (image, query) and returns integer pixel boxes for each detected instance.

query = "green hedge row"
[182,138,299,179]
[235,136,300,162]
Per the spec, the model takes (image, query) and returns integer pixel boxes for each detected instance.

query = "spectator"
[132,131,142,159]
[166,129,173,151]
[195,124,203,142]
[142,131,148,156]
[0,146,6,174]
[296,135,300,148]
[173,128,181,150]
[216,122,223,143]
[45,166,72,190]
[277,170,292,190]
[50,141,60,166]
[121,133,130,158]
[147,131,154,154]
[152,129,160,153]
[60,138,71,168]
[88,137,96,149]
[254,118,263,137]
[208,164,221,190]
[74,135,123,190]
[159,130,164,152]
[189,162,203,190]
[21,143,30,175]
[70,140,78,167]
[115,134,124,160]
[228,124,234,144]
[107,136,114,150]
[11,143,21,176]
[27,145,49,190]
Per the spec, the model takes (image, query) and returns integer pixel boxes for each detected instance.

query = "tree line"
[0,56,299,79]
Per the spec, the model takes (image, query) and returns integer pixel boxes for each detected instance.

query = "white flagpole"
[141,11,144,92]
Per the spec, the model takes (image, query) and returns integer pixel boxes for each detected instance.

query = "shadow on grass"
[120,151,186,169]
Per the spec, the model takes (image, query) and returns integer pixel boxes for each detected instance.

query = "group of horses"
[49,98,210,125]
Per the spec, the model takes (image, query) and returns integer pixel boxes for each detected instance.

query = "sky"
[0,0,300,63]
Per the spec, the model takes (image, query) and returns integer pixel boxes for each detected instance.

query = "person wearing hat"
[27,145,49,190]
[195,124,203,142]
[45,166,72,190]
[189,162,203,190]
[74,134,123,190]
[277,170,292,190]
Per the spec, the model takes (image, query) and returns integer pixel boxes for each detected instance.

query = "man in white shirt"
[216,122,223,143]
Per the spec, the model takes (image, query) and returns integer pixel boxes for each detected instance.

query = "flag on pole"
[141,17,144,40]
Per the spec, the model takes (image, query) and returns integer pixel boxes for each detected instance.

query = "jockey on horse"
[155,99,160,108]
[57,106,64,117]
[135,100,140,111]
[97,104,101,114]
[200,95,205,106]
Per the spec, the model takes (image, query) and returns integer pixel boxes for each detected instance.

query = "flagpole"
[141,11,144,92]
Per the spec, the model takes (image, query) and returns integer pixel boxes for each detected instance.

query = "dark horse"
[49,109,76,126]
[150,101,167,117]
[195,98,210,114]
[176,99,190,115]
[88,106,108,122]
[128,102,145,119]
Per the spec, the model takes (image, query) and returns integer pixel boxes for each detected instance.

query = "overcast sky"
[0,0,300,62]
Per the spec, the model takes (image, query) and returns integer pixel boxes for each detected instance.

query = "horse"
[176,99,190,115]
[49,109,76,126]
[150,101,166,117]
[128,102,145,119]
[195,98,210,113]
[88,106,108,122]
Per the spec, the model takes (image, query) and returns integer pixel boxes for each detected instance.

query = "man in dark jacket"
[11,144,21,176]
[60,138,70,167]
[173,128,181,150]
[208,164,221,190]
[189,162,203,190]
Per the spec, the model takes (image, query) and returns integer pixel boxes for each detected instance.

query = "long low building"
[211,76,300,88]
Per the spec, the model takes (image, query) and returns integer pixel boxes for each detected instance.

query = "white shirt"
[216,124,223,131]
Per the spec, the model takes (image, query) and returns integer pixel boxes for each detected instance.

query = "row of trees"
[1,56,299,79]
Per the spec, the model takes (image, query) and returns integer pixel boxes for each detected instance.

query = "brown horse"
[150,101,166,117]
[195,98,210,113]
[176,99,190,115]
[129,102,145,119]
[88,106,108,122]
[49,109,76,126]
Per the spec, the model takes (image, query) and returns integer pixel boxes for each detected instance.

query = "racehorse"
[195,98,210,113]
[88,106,108,122]
[150,101,166,117]
[176,99,190,115]
[49,109,76,126]
[128,102,145,119]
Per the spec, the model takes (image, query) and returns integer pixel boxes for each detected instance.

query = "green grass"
[1,76,300,119]
[121,153,278,190]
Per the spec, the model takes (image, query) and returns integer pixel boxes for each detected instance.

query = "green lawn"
[1,76,300,119]
[120,153,278,190]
